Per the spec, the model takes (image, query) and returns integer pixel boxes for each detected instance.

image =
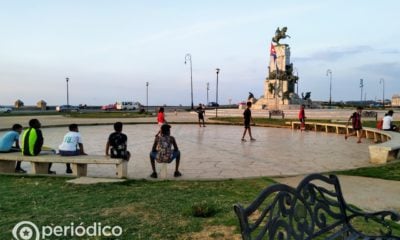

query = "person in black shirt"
[105,122,131,161]
[196,103,206,127]
[241,102,256,141]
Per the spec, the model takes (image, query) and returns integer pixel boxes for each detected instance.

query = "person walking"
[345,107,363,143]
[241,102,256,141]
[298,104,306,131]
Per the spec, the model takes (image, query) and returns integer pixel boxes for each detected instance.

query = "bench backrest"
[234,174,349,240]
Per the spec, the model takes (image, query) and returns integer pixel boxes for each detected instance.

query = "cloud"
[357,62,400,78]
[295,45,374,62]
[380,48,400,54]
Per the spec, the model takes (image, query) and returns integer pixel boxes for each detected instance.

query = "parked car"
[207,102,219,107]
[101,104,116,111]
[0,106,12,113]
[56,105,79,112]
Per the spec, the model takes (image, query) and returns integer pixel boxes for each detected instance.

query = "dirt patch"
[179,225,241,240]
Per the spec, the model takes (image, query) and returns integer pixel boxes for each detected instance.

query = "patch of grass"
[67,111,152,118]
[211,117,332,127]
[0,175,272,239]
[333,161,400,181]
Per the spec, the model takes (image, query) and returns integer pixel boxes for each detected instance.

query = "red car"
[101,104,116,111]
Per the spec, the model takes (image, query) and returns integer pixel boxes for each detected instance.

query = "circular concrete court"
[15,124,373,179]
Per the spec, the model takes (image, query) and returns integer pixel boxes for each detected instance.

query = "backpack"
[377,119,383,130]
[156,136,172,163]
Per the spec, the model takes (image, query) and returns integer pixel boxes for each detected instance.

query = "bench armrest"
[345,205,400,237]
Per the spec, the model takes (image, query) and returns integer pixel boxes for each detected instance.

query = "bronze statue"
[272,27,290,45]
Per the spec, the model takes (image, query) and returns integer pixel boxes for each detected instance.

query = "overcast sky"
[0,0,399,106]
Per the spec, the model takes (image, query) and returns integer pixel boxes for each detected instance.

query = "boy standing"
[196,103,206,127]
[106,122,131,161]
[0,124,25,173]
[241,102,256,141]
[59,124,87,173]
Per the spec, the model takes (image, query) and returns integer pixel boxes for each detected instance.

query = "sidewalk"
[274,175,400,212]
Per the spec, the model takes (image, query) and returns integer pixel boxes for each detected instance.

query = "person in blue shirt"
[0,124,25,173]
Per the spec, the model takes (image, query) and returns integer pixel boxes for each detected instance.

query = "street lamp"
[326,69,332,106]
[380,78,385,109]
[215,68,220,117]
[206,82,210,105]
[184,53,194,110]
[146,82,149,112]
[360,78,364,104]
[66,77,69,106]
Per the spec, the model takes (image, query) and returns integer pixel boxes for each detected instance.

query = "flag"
[270,43,277,62]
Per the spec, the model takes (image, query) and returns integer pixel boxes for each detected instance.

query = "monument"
[253,27,311,110]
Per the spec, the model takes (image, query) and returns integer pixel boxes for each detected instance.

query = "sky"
[0,0,399,106]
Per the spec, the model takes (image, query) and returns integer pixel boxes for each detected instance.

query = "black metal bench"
[234,174,400,239]
[269,110,285,119]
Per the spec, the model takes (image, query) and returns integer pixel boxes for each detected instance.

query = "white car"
[0,106,12,113]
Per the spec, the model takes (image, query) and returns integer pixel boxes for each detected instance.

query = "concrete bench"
[291,122,400,164]
[368,129,400,164]
[0,152,127,178]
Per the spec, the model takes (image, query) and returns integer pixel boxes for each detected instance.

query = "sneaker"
[15,168,27,173]
[241,138,246,142]
[150,172,158,178]
[66,168,73,174]
[48,170,56,174]
[250,138,256,141]
[174,171,182,177]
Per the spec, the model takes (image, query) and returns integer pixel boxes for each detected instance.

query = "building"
[392,95,400,107]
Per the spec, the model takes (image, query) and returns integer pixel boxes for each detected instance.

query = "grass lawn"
[334,161,400,181]
[0,175,273,240]
[1,174,399,239]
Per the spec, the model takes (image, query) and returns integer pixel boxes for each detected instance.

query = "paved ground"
[0,110,399,212]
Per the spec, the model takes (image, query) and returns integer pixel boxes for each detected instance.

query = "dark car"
[207,102,219,107]
[56,105,80,112]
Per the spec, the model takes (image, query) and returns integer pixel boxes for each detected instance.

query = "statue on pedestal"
[272,27,291,45]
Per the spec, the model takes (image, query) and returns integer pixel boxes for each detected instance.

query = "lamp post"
[360,78,364,104]
[380,78,385,109]
[146,82,149,112]
[206,82,210,105]
[184,53,194,110]
[66,77,69,106]
[215,68,220,117]
[326,69,332,106]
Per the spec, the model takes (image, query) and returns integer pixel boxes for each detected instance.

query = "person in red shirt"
[298,104,306,131]
[345,106,363,143]
[156,107,167,136]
